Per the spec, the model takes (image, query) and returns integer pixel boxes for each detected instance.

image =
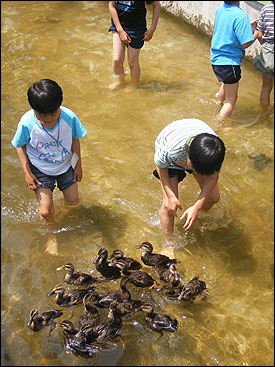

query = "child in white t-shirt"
[11,79,86,223]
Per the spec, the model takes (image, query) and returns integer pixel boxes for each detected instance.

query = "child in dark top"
[107,1,160,91]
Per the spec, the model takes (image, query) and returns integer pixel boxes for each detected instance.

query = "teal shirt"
[210,3,254,65]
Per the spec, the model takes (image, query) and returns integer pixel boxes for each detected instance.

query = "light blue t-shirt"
[11,106,86,175]
[210,3,254,65]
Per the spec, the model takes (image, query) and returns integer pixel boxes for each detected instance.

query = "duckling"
[113,297,143,317]
[93,248,121,279]
[58,320,98,359]
[136,242,178,269]
[159,263,181,288]
[27,308,63,332]
[108,249,142,270]
[56,262,103,286]
[46,284,95,307]
[89,276,131,309]
[84,300,124,347]
[165,276,206,301]
[141,303,178,335]
[113,260,156,288]
[177,276,207,301]
[79,293,100,329]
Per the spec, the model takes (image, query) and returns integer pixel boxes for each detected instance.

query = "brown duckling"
[79,293,100,329]
[141,303,178,335]
[165,276,206,301]
[27,308,63,332]
[113,260,156,288]
[108,249,142,270]
[83,300,124,347]
[93,248,121,279]
[159,263,181,288]
[177,276,207,301]
[136,242,178,269]
[89,276,132,309]
[58,320,98,359]
[46,284,95,307]
[56,262,103,286]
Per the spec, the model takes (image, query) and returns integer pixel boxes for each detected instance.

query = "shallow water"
[1,1,274,366]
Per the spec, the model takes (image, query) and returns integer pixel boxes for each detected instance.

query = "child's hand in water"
[180,205,199,231]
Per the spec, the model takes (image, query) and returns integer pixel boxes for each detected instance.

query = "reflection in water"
[1,1,274,366]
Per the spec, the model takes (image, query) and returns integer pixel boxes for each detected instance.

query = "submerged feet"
[45,237,58,256]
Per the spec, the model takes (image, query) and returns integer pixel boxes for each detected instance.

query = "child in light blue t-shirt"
[210,1,257,120]
[11,79,86,225]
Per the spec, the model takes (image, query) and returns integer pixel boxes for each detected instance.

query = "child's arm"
[108,1,131,44]
[16,146,41,190]
[71,137,82,182]
[144,1,160,42]
[180,174,219,231]
[156,166,183,216]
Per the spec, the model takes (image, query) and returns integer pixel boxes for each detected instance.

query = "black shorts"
[153,167,193,183]
[212,65,241,84]
[109,26,145,49]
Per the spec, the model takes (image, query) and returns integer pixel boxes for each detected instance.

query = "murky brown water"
[1,1,274,366]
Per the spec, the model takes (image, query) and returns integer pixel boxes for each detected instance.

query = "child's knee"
[211,192,220,205]
[40,207,54,219]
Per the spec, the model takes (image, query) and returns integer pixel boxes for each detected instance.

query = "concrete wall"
[160,1,263,62]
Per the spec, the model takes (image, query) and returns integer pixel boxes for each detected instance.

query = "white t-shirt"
[154,118,217,169]
[11,106,86,175]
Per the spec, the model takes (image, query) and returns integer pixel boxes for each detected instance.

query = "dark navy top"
[110,1,154,32]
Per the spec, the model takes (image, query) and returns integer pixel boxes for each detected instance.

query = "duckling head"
[27,309,38,329]
[108,249,124,260]
[136,242,153,253]
[141,303,154,314]
[56,262,74,273]
[46,284,64,297]
[93,248,108,264]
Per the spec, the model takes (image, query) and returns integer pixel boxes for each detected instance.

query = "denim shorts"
[109,26,145,49]
[153,167,193,183]
[28,160,75,192]
[212,65,241,84]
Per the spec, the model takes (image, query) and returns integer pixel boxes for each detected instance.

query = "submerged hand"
[168,197,182,217]
[180,205,199,231]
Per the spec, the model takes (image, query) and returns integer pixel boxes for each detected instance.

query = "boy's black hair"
[189,133,225,175]
[27,79,63,114]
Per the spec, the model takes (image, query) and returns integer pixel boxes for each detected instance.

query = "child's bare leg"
[108,32,126,90]
[260,76,273,112]
[217,83,225,104]
[159,176,179,235]
[35,187,54,221]
[218,82,239,119]
[192,172,220,211]
[124,46,141,92]
[62,182,79,206]
[35,187,58,255]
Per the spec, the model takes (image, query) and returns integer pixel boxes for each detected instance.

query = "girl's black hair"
[27,79,63,114]
[189,133,225,175]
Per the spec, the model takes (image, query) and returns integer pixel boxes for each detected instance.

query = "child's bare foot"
[123,78,139,93]
[107,80,124,91]
[45,237,58,256]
